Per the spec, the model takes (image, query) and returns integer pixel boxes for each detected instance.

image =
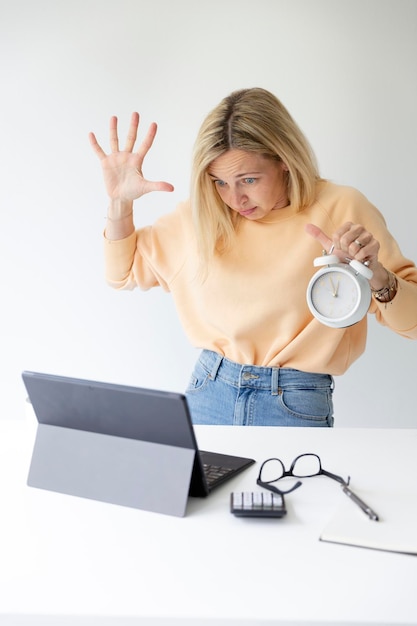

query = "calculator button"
[230,492,286,518]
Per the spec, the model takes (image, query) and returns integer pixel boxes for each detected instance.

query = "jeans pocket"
[185,360,211,394]
[280,387,333,423]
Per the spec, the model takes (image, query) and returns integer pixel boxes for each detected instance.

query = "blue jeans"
[185,350,334,427]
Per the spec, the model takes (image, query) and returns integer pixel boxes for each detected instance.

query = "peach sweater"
[104,181,417,374]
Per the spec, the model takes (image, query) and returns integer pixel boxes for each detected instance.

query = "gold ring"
[354,239,363,248]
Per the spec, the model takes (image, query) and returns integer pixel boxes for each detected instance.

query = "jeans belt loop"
[209,353,223,381]
[271,367,279,396]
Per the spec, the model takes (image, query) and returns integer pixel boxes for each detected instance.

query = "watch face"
[309,268,360,321]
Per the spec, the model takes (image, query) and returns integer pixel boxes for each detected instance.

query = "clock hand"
[329,276,339,297]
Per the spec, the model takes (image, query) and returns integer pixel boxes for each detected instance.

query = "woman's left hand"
[305,222,390,290]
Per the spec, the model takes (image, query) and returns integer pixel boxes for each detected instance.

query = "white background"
[1,0,416,426]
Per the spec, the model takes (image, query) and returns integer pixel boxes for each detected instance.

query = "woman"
[89,88,417,427]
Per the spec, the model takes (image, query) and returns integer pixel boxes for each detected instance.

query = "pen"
[341,484,379,521]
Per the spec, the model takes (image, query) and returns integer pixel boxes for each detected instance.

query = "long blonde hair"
[191,88,320,272]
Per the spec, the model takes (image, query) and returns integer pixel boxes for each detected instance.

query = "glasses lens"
[292,454,321,477]
[259,458,284,484]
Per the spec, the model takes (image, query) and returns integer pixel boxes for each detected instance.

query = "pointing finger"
[305,223,333,253]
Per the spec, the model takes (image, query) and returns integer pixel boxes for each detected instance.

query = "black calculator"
[230,491,286,518]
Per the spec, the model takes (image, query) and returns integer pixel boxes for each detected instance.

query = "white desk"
[1,415,417,626]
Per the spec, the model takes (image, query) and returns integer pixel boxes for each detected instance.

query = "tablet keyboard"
[203,463,234,487]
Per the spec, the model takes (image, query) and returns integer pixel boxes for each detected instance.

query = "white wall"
[1,0,416,426]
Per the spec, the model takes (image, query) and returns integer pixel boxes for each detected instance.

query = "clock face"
[309,269,360,321]
[306,259,372,328]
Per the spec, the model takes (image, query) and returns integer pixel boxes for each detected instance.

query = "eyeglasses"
[257,453,379,521]
[257,453,349,495]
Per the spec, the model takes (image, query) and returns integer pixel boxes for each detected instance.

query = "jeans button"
[242,372,260,381]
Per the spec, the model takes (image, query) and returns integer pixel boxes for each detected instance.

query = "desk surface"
[1,415,417,625]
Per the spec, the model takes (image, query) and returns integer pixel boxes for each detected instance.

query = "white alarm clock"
[306,254,373,328]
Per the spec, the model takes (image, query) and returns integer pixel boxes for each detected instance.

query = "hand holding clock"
[305,222,398,327]
[305,222,390,292]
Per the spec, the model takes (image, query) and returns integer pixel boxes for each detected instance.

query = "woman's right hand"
[89,112,174,202]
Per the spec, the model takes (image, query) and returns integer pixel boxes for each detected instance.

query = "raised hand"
[89,112,174,202]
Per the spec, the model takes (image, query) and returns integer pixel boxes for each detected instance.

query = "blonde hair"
[191,88,320,272]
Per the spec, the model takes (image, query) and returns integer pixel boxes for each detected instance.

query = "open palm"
[89,112,174,202]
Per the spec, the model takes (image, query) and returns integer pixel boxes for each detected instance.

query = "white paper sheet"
[320,489,417,555]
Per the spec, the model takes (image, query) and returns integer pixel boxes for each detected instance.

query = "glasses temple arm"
[321,468,351,486]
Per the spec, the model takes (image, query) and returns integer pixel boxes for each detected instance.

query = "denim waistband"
[198,350,333,396]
